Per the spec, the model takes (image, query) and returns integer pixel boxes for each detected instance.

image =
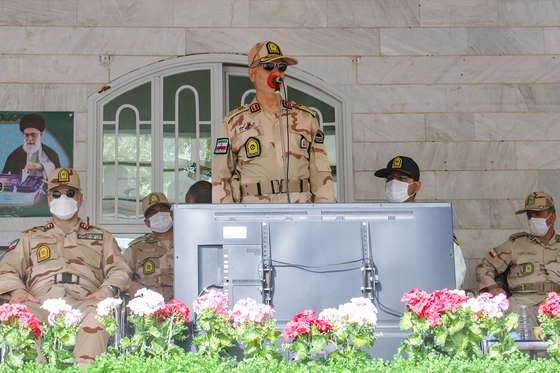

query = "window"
[88,55,352,233]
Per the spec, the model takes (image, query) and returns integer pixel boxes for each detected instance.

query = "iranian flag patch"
[7,239,19,252]
[214,138,229,154]
[489,248,498,258]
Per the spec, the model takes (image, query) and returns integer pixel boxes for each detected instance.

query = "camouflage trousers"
[24,286,109,366]
[508,292,548,334]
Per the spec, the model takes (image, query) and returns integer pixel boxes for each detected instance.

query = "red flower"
[539,292,560,318]
[0,303,42,340]
[401,289,470,328]
[282,309,332,341]
[153,299,190,323]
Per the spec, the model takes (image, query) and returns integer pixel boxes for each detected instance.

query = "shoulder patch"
[224,105,248,122]
[7,239,19,252]
[453,234,459,245]
[214,138,229,155]
[488,248,499,258]
[129,235,148,247]
[80,222,89,230]
[509,232,528,241]
[250,103,261,113]
[291,102,316,117]
[314,129,325,144]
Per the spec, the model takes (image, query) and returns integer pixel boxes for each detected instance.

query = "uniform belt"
[54,273,80,285]
[512,283,560,292]
[241,179,309,196]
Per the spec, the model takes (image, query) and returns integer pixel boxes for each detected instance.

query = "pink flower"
[282,309,332,341]
[539,292,560,317]
[401,289,470,327]
[228,298,274,327]
[192,289,228,315]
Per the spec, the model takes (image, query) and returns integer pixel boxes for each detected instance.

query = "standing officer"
[476,191,560,330]
[374,156,467,289]
[212,41,336,204]
[124,192,174,301]
[0,167,131,366]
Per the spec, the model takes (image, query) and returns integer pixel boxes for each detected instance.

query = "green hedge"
[0,353,558,373]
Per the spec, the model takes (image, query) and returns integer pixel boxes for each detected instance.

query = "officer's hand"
[10,288,39,304]
[85,286,114,301]
[24,163,43,171]
[487,284,507,297]
[127,281,144,298]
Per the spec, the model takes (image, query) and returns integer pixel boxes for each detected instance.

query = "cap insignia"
[58,169,69,182]
[392,157,403,169]
[149,194,160,205]
[267,42,280,55]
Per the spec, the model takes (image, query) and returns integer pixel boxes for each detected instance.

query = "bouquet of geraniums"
[538,291,560,360]
[96,297,123,354]
[319,297,380,362]
[0,302,41,368]
[228,297,282,361]
[40,298,82,368]
[282,309,332,361]
[192,289,235,358]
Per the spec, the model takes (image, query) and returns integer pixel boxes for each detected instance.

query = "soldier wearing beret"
[374,156,467,289]
[212,41,336,203]
[124,192,174,301]
[0,167,131,366]
[2,113,61,177]
[476,191,560,330]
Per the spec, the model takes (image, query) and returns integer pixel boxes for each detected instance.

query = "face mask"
[149,212,173,233]
[49,194,79,220]
[385,179,414,203]
[528,217,551,237]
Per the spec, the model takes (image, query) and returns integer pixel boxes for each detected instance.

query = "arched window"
[88,54,352,234]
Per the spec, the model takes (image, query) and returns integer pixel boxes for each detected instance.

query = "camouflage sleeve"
[475,240,512,292]
[0,234,30,295]
[308,117,336,203]
[100,232,132,293]
[122,246,135,274]
[212,120,237,204]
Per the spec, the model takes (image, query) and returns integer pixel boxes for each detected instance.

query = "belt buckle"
[55,273,77,284]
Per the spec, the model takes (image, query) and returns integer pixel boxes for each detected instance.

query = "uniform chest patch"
[7,239,19,252]
[518,251,536,256]
[314,130,325,144]
[37,246,50,262]
[214,138,229,155]
[78,233,103,240]
[300,135,308,149]
[522,262,535,275]
[143,260,155,275]
[245,137,261,158]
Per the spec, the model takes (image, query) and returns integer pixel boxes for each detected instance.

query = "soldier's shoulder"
[224,104,250,123]
[509,231,529,242]
[128,234,157,247]
[21,224,47,234]
[290,101,316,117]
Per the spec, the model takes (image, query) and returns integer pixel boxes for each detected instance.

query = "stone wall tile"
[421,142,516,170]
[498,0,560,27]
[249,1,327,27]
[544,28,560,54]
[517,141,560,169]
[0,84,97,112]
[537,170,560,196]
[78,0,174,27]
[451,199,527,230]
[186,28,379,56]
[73,141,88,171]
[468,28,545,55]
[0,0,76,26]
[435,171,538,199]
[352,85,446,113]
[296,57,356,85]
[475,113,548,141]
[351,113,425,142]
[110,57,169,81]
[353,142,423,171]
[458,229,526,259]
[419,0,498,27]
[76,113,88,142]
[380,28,467,55]
[354,172,385,201]
[175,0,249,27]
[547,113,560,139]
[328,0,419,27]
[426,113,475,141]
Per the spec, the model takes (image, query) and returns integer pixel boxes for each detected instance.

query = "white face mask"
[149,211,173,233]
[49,194,79,220]
[385,179,414,203]
[528,216,552,237]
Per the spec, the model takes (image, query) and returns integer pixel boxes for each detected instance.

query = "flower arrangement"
[0,303,41,368]
[228,297,281,361]
[319,297,380,362]
[282,309,332,361]
[399,289,517,358]
[40,298,82,368]
[538,291,560,360]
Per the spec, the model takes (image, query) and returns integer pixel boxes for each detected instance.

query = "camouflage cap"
[248,41,298,68]
[47,167,81,191]
[374,156,420,181]
[515,191,555,214]
[142,192,172,216]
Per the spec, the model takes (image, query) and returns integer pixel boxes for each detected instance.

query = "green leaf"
[5,350,25,367]
[433,331,447,347]
[4,328,23,347]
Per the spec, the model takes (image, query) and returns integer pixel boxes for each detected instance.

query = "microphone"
[268,75,283,91]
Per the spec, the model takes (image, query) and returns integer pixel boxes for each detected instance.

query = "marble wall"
[1,0,560,292]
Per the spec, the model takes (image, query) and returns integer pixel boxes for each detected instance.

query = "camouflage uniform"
[212,98,336,203]
[124,234,173,301]
[0,218,132,365]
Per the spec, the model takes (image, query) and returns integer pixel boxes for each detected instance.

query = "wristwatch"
[106,285,118,296]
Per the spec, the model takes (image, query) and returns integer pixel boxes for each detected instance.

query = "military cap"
[20,113,46,132]
[47,167,81,191]
[374,156,420,181]
[515,191,555,214]
[142,192,172,217]
[248,41,298,68]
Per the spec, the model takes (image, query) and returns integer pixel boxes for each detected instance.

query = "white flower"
[339,297,378,327]
[96,297,124,317]
[64,309,82,326]
[41,298,72,315]
[318,308,342,327]
[127,288,165,316]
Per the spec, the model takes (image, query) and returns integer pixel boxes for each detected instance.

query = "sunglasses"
[50,189,78,199]
[261,62,287,72]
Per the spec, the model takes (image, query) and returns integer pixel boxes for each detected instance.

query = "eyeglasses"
[261,62,287,72]
[50,189,78,199]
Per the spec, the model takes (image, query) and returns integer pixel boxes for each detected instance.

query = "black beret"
[19,114,46,132]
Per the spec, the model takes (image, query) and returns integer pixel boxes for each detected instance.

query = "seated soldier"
[124,192,174,301]
[0,167,131,366]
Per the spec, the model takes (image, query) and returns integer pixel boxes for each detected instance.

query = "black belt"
[54,273,80,285]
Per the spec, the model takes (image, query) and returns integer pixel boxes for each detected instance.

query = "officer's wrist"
[104,285,119,296]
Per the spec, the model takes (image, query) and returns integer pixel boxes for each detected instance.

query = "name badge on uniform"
[245,137,261,158]
[37,246,50,262]
[300,135,307,149]
[143,260,155,275]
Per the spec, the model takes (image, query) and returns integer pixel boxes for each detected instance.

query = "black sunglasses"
[50,190,77,199]
[261,62,287,72]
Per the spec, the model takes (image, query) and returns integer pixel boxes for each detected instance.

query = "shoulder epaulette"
[509,232,529,241]
[291,102,316,118]
[453,234,459,245]
[556,234,560,241]
[22,225,46,234]
[80,222,89,230]
[224,105,249,123]
[128,234,151,247]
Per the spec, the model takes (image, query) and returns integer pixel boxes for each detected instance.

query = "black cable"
[283,83,290,201]
[270,258,364,269]
[375,289,403,318]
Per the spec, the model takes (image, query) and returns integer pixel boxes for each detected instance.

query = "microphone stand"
[275,82,291,203]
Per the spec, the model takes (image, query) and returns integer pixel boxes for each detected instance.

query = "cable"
[375,289,403,318]
[283,83,291,200]
[270,258,364,269]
